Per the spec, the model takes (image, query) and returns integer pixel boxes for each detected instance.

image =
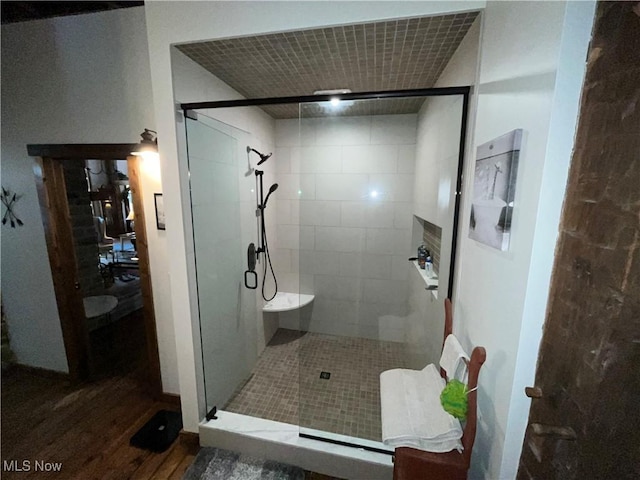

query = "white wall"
[452,2,596,478]
[145,0,486,432]
[144,1,596,477]
[0,8,179,393]
[274,114,416,342]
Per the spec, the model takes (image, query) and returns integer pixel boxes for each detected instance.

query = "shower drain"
[319,371,331,380]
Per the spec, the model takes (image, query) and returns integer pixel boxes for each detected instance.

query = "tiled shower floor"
[224,328,407,441]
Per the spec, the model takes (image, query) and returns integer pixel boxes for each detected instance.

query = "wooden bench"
[392,298,486,480]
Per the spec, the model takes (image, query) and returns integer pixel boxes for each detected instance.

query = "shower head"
[263,183,279,208]
[247,146,272,165]
[257,152,272,165]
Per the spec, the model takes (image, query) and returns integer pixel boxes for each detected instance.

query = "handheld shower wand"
[263,183,279,208]
[247,146,272,165]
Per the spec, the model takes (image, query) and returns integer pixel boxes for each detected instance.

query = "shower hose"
[261,214,278,302]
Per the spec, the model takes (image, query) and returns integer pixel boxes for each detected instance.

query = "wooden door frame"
[29,144,163,399]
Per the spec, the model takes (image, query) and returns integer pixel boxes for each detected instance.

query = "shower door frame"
[182,87,471,454]
[181,86,471,299]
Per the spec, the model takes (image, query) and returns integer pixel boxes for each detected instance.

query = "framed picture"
[154,193,166,230]
[469,129,523,251]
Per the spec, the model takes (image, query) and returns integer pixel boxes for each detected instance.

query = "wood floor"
[1,368,195,479]
[1,368,344,480]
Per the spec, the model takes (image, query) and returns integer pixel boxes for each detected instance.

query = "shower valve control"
[244,243,258,290]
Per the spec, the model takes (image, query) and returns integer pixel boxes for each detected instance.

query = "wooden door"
[517,3,640,478]
[34,157,90,380]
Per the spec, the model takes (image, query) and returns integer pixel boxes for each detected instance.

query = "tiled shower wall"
[272,114,417,341]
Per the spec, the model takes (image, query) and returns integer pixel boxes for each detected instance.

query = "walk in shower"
[183,89,468,453]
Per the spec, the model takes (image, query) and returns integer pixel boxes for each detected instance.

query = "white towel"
[440,334,469,382]
[380,364,463,453]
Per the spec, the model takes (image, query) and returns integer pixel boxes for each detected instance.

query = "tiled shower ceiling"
[176,12,479,118]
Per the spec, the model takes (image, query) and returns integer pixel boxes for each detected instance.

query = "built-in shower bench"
[262,292,315,313]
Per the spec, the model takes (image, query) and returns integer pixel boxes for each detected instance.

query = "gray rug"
[183,447,305,480]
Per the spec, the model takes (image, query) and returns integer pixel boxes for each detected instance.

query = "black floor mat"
[129,410,182,453]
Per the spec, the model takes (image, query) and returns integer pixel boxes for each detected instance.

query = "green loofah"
[440,379,468,420]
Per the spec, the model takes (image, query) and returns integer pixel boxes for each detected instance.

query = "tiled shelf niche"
[412,216,442,299]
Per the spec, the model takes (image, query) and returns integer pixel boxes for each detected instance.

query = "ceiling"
[2,4,478,118]
[176,11,479,119]
[1,1,144,24]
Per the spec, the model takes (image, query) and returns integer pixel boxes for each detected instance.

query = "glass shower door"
[295,97,414,449]
[293,93,464,449]
[186,114,256,415]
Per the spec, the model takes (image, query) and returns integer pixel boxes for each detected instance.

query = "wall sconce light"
[131,129,158,158]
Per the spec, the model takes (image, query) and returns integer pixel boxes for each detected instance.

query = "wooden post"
[127,155,163,399]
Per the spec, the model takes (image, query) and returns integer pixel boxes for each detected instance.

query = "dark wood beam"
[2,2,145,25]
[27,144,138,160]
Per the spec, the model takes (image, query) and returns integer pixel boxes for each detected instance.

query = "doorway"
[29,144,162,398]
